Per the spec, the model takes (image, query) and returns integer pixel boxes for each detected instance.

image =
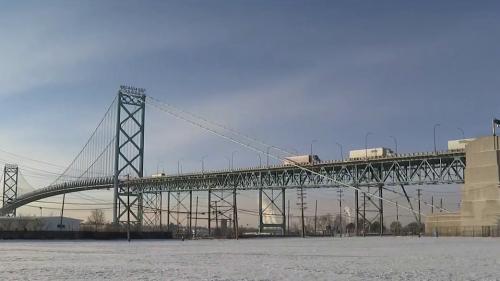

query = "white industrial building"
[0,216,82,231]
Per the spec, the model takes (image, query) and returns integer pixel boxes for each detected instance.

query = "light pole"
[310,140,318,156]
[365,132,373,159]
[457,127,465,139]
[201,155,208,173]
[433,124,440,153]
[231,151,238,170]
[177,159,183,175]
[266,146,272,167]
[389,136,398,155]
[335,142,344,160]
[156,160,163,174]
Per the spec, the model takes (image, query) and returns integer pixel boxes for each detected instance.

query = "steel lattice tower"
[2,164,19,217]
[113,86,146,225]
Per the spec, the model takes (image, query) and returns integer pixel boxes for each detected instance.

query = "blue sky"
[0,1,498,220]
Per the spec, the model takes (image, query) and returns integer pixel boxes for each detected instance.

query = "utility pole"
[207,190,211,236]
[314,200,318,235]
[355,189,359,236]
[363,190,367,237]
[378,184,383,236]
[396,202,399,222]
[297,187,306,238]
[233,187,238,240]
[166,191,170,231]
[159,192,163,230]
[431,196,434,214]
[176,192,180,235]
[194,196,199,238]
[338,189,343,237]
[215,201,219,234]
[58,194,66,231]
[287,199,290,235]
[189,191,193,238]
[417,189,422,237]
[440,198,443,212]
[301,188,305,237]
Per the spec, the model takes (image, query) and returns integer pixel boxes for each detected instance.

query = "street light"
[457,127,465,139]
[389,136,398,155]
[156,160,163,174]
[290,147,299,155]
[335,142,344,160]
[177,159,183,175]
[231,151,238,170]
[365,132,373,159]
[310,140,318,156]
[433,124,441,153]
[201,155,208,173]
[266,146,272,167]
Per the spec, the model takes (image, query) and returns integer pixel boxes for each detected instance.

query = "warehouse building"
[0,216,82,231]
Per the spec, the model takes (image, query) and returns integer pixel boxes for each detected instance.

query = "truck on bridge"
[447,138,476,150]
[283,155,321,165]
[349,147,394,159]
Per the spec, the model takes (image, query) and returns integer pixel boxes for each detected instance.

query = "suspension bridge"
[2,85,493,238]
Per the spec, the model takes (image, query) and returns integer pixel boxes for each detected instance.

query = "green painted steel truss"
[131,151,466,192]
[0,151,465,216]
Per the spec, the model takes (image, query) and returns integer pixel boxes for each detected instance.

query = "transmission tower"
[2,164,19,217]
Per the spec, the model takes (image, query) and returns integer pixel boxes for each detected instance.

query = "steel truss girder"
[0,152,467,216]
[113,89,146,225]
[2,164,18,217]
[125,153,466,192]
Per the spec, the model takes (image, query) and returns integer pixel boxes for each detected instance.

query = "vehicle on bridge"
[447,138,476,151]
[349,147,394,159]
[283,155,321,165]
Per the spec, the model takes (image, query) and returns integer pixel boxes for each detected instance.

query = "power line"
[0,148,68,169]
[147,97,432,218]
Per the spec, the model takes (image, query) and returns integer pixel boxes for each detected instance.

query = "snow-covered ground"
[0,237,499,280]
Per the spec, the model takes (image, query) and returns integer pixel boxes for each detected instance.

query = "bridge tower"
[2,164,19,217]
[113,86,147,225]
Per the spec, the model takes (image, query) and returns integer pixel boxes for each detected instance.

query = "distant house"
[0,216,82,231]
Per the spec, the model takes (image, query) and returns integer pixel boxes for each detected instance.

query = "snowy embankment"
[0,237,498,280]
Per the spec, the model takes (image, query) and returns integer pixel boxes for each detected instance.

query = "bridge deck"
[0,150,466,215]
[132,150,466,192]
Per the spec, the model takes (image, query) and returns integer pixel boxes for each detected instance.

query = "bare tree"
[87,209,106,231]
[318,213,334,231]
[332,214,346,235]
[390,221,402,235]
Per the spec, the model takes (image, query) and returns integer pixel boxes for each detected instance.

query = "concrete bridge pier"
[426,136,500,236]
